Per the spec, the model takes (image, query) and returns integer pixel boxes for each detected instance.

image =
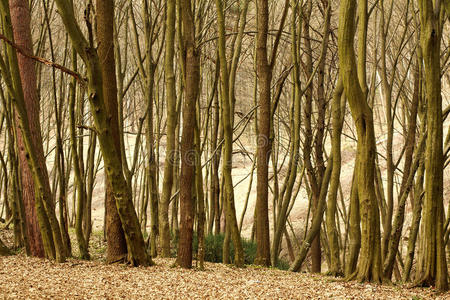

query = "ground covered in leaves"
[0,230,448,299]
[1,255,448,299]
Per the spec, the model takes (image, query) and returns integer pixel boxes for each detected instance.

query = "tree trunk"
[415,0,448,291]
[159,0,177,258]
[96,0,129,264]
[1,0,66,262]
[176,0,199,269]
[338,0,383,283]
[255,0,271,267]
[215,0,244,267]
[69,53,89,259]
[327,78,345,276]
[53,0,151,266]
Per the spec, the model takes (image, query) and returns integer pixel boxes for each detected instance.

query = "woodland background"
[0,0,449,296]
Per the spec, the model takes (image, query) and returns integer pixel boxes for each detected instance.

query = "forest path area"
[0,254,447,299]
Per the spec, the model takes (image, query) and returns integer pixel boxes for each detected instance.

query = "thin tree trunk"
[255,0,271,267]
[159,0,177,258]
[327,78,345,276]
[215,0,244,267]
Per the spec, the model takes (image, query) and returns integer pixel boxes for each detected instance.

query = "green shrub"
[274,258,290,270]
[172,232,257,264]
[194,233,257,265]
[170,232,290,270]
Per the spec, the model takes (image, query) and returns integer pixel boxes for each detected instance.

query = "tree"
[96,0,128,263]
[176,0,200,269]
[159,0,177,258]
[0,0,66,262]
[54,0,151,266]
[255,0,272,267]
[69,46,89,259]
[326,78,345,276]
[214,0,244,267]
[338,0,383,283]
[414,0,448,291]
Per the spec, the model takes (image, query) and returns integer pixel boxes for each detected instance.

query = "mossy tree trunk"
[289,157,333,272]
[326,78,345,276]
[96,0,129,264]
[54,0,151,266]
[69,51,89,260]
[159,0,177,258]
[0,0,66,262]
[338,0,383,283]
[382,58,421,280]
[414,0,448,291]
[214,0,244,267]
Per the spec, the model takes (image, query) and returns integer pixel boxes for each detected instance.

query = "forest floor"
[0,230,449,299]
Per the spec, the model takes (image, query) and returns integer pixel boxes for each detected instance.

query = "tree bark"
[338,0,383,283]
[54,0,151,266]
[96,0,129,264]
[1,0,66,262]
[159,0,177,258]
[415,0,448,291]
[176,0,199,269]
[215,0,244,267]
[255,0,271,267]
[327,78,345,276]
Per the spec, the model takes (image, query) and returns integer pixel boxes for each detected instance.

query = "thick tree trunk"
[53,0,151,266]
[338,0,383,283]
[16,132,44,257]
[1,0,66,262]
[415,0,448,291]
[96,0,128,264]
[10,0,45,258]
[176,0,199,269]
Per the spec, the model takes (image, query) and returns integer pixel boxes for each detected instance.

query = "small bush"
[172,232,256,264]
[194,233,257,265]
[171,232,289,270]
[275,258,290,271]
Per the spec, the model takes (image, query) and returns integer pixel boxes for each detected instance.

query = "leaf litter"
[0,229,448,299]
[0,254,448,299]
